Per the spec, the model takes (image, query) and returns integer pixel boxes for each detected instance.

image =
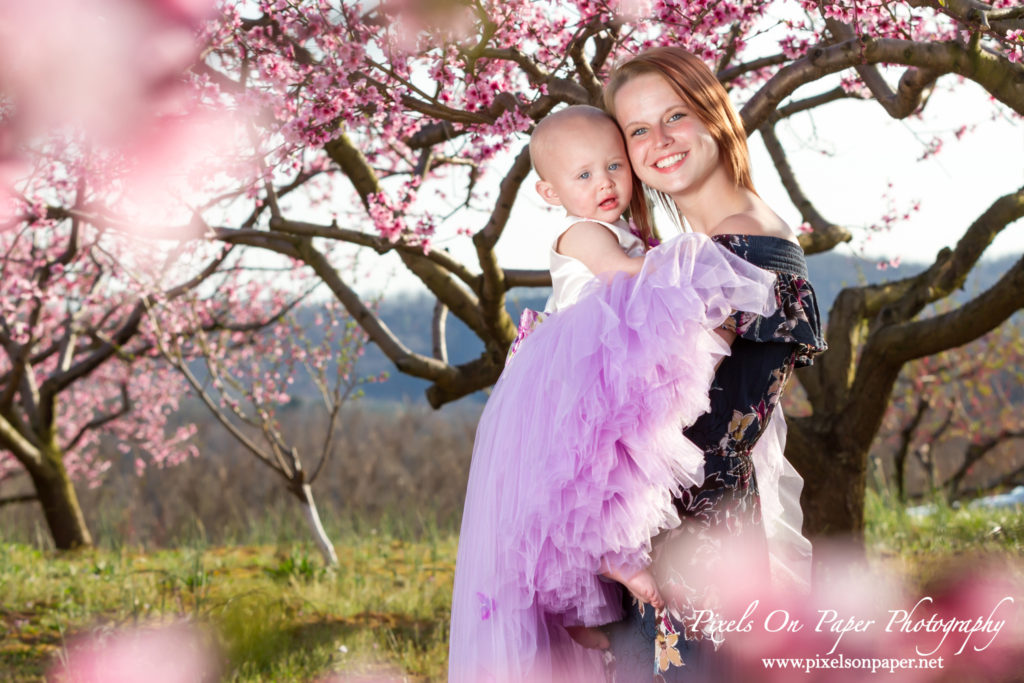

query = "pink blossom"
[50,623,219,683]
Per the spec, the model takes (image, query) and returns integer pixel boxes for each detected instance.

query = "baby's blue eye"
[608,162,621,171]
[579,171,590,179]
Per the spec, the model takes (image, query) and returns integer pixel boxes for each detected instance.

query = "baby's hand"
[623,568,664,610]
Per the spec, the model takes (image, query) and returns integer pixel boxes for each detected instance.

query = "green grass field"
[2,495,1023,681]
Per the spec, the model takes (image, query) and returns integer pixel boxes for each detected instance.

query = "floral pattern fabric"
[505,308,548,366]
[604,234,826,681]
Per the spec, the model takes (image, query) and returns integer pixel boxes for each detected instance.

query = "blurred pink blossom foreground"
[49,624,219,683]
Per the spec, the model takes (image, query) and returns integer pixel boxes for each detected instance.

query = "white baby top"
[545,216,645,313]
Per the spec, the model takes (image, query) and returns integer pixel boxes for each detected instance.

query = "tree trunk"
[786,416,869,540]
[293,482,338,566]
[25,447,93,549]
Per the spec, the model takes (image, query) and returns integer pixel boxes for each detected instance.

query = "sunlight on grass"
[2,501,1022,681]
[0,529,457,681]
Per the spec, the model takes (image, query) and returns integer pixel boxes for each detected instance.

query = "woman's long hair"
[605,46,756,241]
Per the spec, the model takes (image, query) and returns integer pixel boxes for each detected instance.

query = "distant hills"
[300,251,1019,406]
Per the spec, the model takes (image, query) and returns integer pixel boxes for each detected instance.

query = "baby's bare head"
[529,105,622,181]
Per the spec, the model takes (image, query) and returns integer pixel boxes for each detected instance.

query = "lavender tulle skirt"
[448,233,778,682]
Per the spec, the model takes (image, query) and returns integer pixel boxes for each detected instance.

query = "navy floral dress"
[602,234,827,682]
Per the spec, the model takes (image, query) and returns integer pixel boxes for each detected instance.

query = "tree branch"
[473,144,532,349]
[39,245,237,407]
[64,383,131,453]
[160,338,287,479]
[324,131,383,208]
[773,86,866,121]
[825,18,941,119]
[569,20,606,103]
[946,429,1024,498]
[395,250,490,341]
[869,253,1024,364]
[503,269,551,289]
[0,493,37,507]
[717,52,789,84]
[759,123,852,255]
[872,186,1024,324]
[894,395,930,501]
[424,352,503,408]
[741,37,1024,134]
[0,412,42,469]
[293,239,458,386]
[267,217,479,290]
[432,300,449,364]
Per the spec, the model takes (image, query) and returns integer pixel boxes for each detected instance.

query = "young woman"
[601,46,827,679]
[447,104,779,682]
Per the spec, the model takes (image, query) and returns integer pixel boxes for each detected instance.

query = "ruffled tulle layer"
[750,409,813,592]
[448,233,778,683]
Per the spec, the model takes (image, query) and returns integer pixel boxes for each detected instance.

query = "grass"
[865,489,1024,587]
[2,498,1023,681]
[0,528,457,681]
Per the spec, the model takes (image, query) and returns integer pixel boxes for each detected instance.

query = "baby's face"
[535,116,633,223]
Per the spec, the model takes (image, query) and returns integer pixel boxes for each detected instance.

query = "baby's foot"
[566,625,610,650]
[622,568,664,610]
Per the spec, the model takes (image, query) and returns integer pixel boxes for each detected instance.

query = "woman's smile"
[613,72,722,200]
[654,152,688,170]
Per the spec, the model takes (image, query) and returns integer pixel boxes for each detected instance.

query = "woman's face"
[612,72,721,200]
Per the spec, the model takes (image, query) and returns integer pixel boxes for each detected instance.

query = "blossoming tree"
[153,297,372,566]
[5,0,1023,544]
[0,0,309,549]
[198,0,1023,540]
[880,320,1024,502]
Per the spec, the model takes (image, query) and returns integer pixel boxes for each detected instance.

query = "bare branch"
[212,228,303,259]
[741,37,1024,134]
[164,345,286,478]
[869,254,1024,364]
[569,19,607,103]
[0,493,37,507]
[425,352,504,408]
[293,239,458,385]
[503,269,551,289]
[324,131,383,208]
[0,412,42,468]
[309,379,360,485]
[717,52,789,83]
[473,145,532,347]
[774,86,866,120]
[759,123,852,255]
[824,18,941,119]
[432,300,449,364]
[396,250,490,341]
[946,429,1024,498]
[873,186,1024,324]
[894,395,930,500]
[267,217,479,290]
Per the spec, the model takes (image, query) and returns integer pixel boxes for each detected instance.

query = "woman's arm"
[556,220,644,278]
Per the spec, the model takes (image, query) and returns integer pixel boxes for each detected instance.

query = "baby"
[530,105,664,649]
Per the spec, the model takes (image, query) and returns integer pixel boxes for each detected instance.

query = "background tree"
[153,296,374,566]
[4,0,1023,545]
[0,196,222,549]
[194,0,1023,542]
[0,0,309,549]
[876,320,1024,503]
